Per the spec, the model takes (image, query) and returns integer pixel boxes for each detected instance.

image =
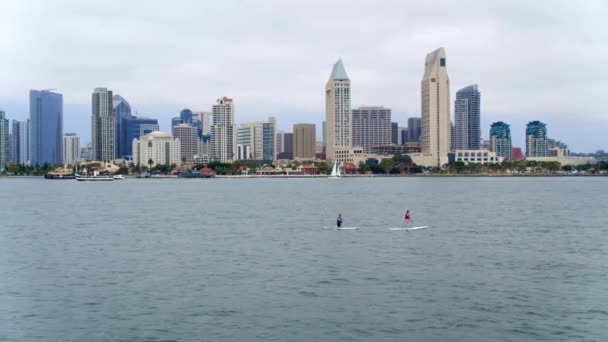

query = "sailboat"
[329,161,342,179]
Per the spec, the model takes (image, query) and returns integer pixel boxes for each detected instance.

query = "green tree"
[379,159,395,174]
[392,154,413,174]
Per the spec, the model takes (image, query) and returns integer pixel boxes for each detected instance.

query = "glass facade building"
[30,90,63,165]
[454,85,481,150]
[489,121,512,160]
[113,95,132,158]
[125,118,159,159]
[526,121,547,157]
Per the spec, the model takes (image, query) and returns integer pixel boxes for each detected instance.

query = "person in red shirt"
[404,210,411,229]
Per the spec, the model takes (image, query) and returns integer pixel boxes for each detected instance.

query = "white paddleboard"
[323,227,360,230]
[388,226,428,231]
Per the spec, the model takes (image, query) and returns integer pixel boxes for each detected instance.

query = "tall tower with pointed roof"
[325,59,351,161]
[421,48,450,167]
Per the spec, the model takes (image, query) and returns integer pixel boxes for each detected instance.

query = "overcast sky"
[1,0,607,152]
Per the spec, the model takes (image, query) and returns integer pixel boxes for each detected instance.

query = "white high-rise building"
[210,97,235,162]
[91,87,115,161]
[421,48,451,167]
[11,119,30,165]
[351,106,392,153]
[172,123,197,163]
[325,59,351,161]
[132,131,181,167]
[63,133,81,165]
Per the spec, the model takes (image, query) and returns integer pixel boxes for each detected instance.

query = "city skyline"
[0,1,606,152]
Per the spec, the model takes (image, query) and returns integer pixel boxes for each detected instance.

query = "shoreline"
[3,174,606,179]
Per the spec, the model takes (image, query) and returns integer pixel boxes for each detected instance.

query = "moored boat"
[44,167,76,180]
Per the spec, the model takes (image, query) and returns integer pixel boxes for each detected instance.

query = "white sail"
[336,162,342,177]
[330,162,337,177]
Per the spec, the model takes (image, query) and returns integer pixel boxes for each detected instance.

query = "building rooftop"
[330,59,349,81]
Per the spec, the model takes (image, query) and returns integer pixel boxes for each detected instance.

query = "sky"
[1,0,607,152]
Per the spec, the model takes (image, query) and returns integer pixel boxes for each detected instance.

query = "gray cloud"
[0,0,607,151]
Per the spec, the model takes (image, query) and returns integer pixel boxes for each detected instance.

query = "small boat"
[329,161,341,179]
[177,170,213,178]
[76,170,114,181]
[113,174,125,180]
[136,170,151,178]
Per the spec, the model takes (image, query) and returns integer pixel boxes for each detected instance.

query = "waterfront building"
[172,123,197,163]
[236,117,275,161]
[30,90,63,165]
[113,94,131,158]
[293,123,316,159]
[325,59,351,161]
[210,97,235,162]
[0,110,9,169]
[11,119,30,165]
[124,117,159,159]
[351,106,392,153]
[370,142,421,155]
[490,121,512,160]
[391,122,399,145]
[80,144,92,162]
[277,132,294,160]
[450,150,499,164]
[421,48,451,167]
[132,131,181,167]
[62,133,80,165]
[454,85,481,150]
[407,117,421,142]
[91,88,115,161]
[526,121,547,157]
[276,130,284,154]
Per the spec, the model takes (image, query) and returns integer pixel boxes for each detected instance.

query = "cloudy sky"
[1,0,607,151]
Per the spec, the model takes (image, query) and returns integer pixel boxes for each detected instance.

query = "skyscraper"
[63,133,81,165]
[407,117,421,142]
[421,48,450,167]
[283,133,294,155]
[236,118,275,161]
[325,59,351,161]
[113,94,132,158]
[30,90,63,165]
[526,121,547,157]
[0,110,9,169]
[351,107,392,153]
[210,97,234,162]
[391,122,399,145]
[294,123,316,159]
[91,88,115,161]
[193,112,212,135]
[11,119,30,165]
[454,85,481,150]
[124,117,159,158]
[275,130,284,155]
[490,121,512,160]
[172,123,197,163]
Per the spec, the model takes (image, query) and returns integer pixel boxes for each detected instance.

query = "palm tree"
[148,159,154,171]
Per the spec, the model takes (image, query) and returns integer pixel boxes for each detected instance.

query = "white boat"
[113,175,125,180]
[329,161,342,179]
[76,170,115,182]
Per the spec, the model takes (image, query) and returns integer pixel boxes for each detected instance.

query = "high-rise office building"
[0,110,9,169]
[391,122,399,145]
[91,88,115,161]
[236,118,275,161]
[294,123,316,159]
[132,131,181,167]
[421,48,451,167]
[172,123,197,163]
[30,90,63,165]
[193,111,212,135]
[399,127,408,144]
[325,59,351,161]
[210,97,235,162]
[113,94,132,158]
[63,133,81,165]
[276,130,284,154]
[322,121,326,147]
[124,117,159,159]
[284,133,294,154]
[351,107,392,153]
[11,119,30,165]
[526,121,547,157]
[407,117,421,142]
[490,121,512,160]
[454,85,481,150]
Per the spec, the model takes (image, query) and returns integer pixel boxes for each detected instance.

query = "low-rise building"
[449,150,500,164]
[298,164,319,175]
[132,131,181,167]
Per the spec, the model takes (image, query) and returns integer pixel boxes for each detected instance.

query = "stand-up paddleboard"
[388,226,428,231]
[323,227,360,230]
